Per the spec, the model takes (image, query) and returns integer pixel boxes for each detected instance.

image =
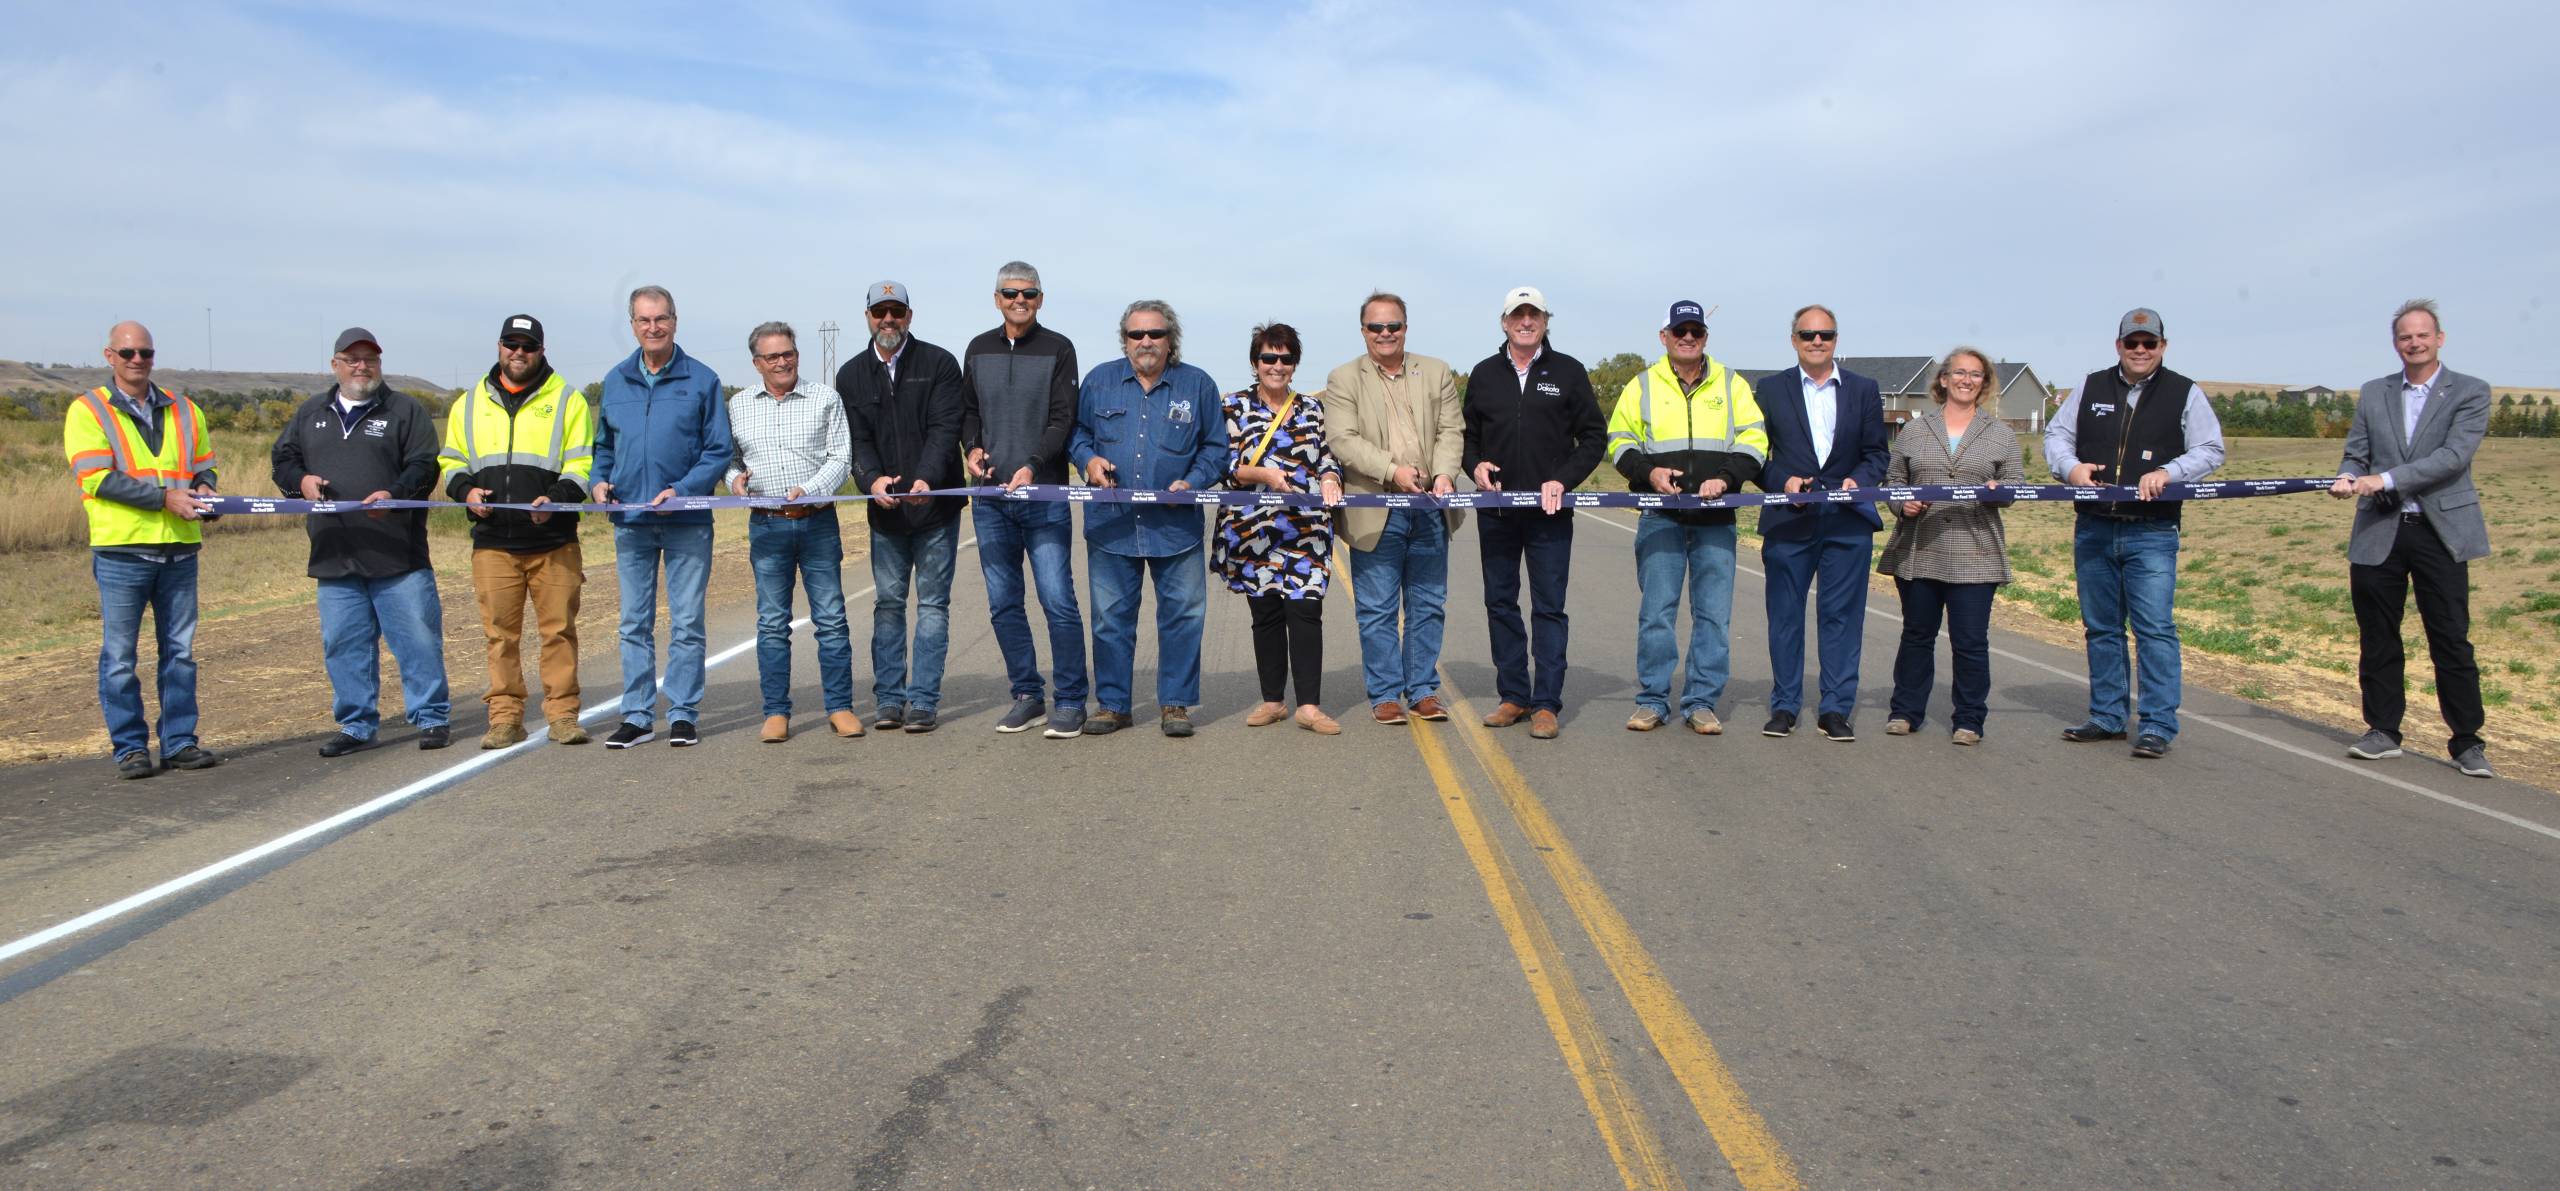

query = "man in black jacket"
[270,328,452,755]
[840,282,967,733]
[1463,286,1608,739]
[958,261,1088,739]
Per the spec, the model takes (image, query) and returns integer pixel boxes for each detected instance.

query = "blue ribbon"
[200,477,2337,517]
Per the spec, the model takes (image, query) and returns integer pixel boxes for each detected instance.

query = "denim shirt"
[1071,358,1224,557]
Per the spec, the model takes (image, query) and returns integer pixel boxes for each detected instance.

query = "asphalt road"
[3,507,2555,1189]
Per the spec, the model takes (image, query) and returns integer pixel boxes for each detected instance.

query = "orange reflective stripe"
[79,389,141,478]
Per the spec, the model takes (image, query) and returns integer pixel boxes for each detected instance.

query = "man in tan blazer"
[1322,291,1466,725]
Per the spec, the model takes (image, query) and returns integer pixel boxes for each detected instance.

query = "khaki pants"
[473,542,583,724]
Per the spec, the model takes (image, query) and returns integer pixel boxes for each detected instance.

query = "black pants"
[1889,578,1997,734]
[1248,593,1324,705]
[2350,515,2484,754]
[1479,509,1574,712]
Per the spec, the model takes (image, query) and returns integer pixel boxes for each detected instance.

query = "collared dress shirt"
[1071,358,1226,557]
[1800,368,1840,464]
[725,377,851,498]
[2043,371,2228,483]
[2385,368,2437,511]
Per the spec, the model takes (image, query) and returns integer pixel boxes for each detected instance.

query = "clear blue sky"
[6,0,2554,393]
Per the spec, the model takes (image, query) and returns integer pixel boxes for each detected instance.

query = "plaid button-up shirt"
[724,377,851,498]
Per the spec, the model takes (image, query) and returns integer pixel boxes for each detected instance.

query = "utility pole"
[205,307,214,372]
[818,321,839,380]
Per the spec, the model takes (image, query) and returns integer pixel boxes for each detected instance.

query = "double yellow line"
[1409,683,1802,1191]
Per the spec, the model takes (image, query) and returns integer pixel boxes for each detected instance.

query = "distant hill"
[0,359,447,397]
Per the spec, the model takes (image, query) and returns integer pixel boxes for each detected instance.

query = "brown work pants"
[472,542,583,724]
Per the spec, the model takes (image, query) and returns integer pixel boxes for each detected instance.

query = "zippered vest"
[68,387,215,546]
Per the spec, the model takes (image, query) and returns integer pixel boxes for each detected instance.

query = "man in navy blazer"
[1752,304,1889,741]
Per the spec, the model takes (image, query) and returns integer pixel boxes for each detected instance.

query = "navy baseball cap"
[1664,300,1707,330]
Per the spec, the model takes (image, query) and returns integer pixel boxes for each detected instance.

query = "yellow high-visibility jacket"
[65,386,218,547]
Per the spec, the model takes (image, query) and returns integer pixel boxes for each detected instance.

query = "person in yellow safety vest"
[1603,299,1770,737]
[435,313,596,750]
[66,321,226,779]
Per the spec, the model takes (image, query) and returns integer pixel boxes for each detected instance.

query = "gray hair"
[995,261,1042,288]
[1791,303,1838,331]
[1361,291,1408,321]
[2393,298,2442,334]
[747,321,796,355]
[1120,299,1182,366]
[629,285,677,318]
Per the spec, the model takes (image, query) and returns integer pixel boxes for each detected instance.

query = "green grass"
[2188,623,2295,663]
[2238,681,2271,700]
[2531,548,2560,565]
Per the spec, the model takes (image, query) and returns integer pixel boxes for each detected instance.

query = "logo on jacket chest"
[1535,382,1562,397]
[363,418,389,438]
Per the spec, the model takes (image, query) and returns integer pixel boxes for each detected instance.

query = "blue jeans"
[1480,509,1574,713]
[614,520,714,727]
[93,550,199,759]
[2074,516,2183,740]
[1632,514,1736,717]
[317,568,451,739]
[1889,578,1996,734]
[1348,508,1449,707]
[1761,530,1873,718]
[872,518,960,713]
[748,509,853,718]
[973,498,1086,708]
[1087,542,1206,712]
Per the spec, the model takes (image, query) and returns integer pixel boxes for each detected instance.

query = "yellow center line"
[1337,547,1682,1190]
[1407,717,1687,1191]
[1437,676,1804,1191]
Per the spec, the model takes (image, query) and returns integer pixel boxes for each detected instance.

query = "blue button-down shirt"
[1070,357,1225,557]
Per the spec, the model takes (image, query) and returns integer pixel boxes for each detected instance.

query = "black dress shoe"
[1818,712,1856,742]
[318,732,373,758]
[2131,733,2170,759]
[418,725,451,750]
[1761,710,1797,738]
[2061,721,2127,743]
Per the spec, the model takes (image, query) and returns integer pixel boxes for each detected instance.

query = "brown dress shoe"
[1410,695,1449,721]
[1483,702,1528,728]
[829,709,865,737]
[1372,701,1408,725]
[761,715,791,743]
[1246,701,1289,727]
[1296,706,1342,735]
[1529,709,1561,739]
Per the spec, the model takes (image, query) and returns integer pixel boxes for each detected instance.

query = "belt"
[752,505,816,520]
[2399,510,2429,522]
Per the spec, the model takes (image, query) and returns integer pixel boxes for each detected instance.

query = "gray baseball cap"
[2117,308,2166,340]
[866,281,911,310]
[333,327,381,354]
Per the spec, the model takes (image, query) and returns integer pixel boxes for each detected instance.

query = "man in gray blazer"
[2331,298,2493,778]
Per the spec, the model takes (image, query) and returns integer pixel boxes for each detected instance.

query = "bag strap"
[1242,391,1299,469]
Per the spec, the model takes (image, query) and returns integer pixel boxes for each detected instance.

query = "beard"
[874,328,906,354]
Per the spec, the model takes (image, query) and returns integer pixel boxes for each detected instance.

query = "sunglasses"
[1794,330,1837,342]
[997,287,1043,300]
[2120,336,2162,350]
[1256,352,1301,366]
[500,339,542,353]
[113,348,156,361]
[868,306,910,320]
[755,350,800,363]
[1363,321,1406,335]
[1667,325,1707,341]
[1124,328,1170,341]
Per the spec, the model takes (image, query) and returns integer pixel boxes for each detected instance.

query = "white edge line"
[1584,511,2560,843]
[3,535,980,966]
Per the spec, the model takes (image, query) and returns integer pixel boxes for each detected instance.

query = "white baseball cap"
[1501,286,1549,316]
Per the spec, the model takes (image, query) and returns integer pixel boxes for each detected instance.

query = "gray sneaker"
[995,696,1045,734]
[2347,730,2402,760]
[2454,745,2496,779]
[1043,704,1086,739]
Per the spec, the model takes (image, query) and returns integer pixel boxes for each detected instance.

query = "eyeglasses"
[1794,330,1837,342]
[1944,368,1986,381]
[334,354,382,368]
[1363,321,1406,335]
[868,306,910,320]
[1256,352,1301,366]
[113,347,157,361]
[997,287,1043,300]
[755,350,800,364]
[2120,336,2162,350]
[631,315,675,328]
[1123,328,1170,341]
[1667,325,1707,341]
[500,340,542,353]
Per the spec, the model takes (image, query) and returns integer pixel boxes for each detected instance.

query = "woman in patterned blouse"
[1217,323,1346,734]
[1876,347,2027,745]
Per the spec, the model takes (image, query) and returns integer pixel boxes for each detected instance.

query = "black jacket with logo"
[1462,341,1609,504]
[270,384,440,578]
[840,337,967,533]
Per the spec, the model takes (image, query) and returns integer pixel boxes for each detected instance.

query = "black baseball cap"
[498,314,545,348]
